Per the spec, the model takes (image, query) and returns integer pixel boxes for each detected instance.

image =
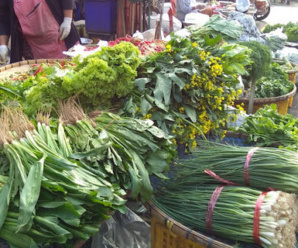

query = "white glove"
[0,45,8,64]
[59,17,72,41]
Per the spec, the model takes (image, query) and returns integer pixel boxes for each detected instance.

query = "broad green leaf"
[169,73,186,90]
[140,97,152,115]
[154,73,172,106]
[184,105,197,122]
[135,78,151,92]
[17,156,45,232]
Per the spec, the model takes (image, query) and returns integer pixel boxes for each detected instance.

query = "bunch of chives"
[152,182,298,248]
[176,143,298,193]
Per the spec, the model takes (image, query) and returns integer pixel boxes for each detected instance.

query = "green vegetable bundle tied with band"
[152,184,297,248]
[177,142,298,193]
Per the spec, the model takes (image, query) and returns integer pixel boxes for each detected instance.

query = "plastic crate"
[84,0,117,35]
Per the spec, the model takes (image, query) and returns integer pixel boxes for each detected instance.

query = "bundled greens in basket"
[234,104,298,150]
[0,108,126,247]
[58,99,176,201]
[176,142,298,193]
[0,103,176,247]
[152,183,297,248]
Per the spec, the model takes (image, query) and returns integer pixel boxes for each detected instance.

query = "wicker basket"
[235,84,297,115]
[0,59,67,80]
[144,201,233,248]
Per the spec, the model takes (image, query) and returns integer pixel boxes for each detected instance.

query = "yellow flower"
[192,42,198,48]
[166,44,172,52]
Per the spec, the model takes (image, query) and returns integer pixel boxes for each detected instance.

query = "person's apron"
[13,0,67,59]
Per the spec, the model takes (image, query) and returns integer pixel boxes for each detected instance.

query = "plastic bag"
[91,208,150,248]
[184,12,210,26]
[149,13,182,34]
[274,46,298,64]
[264,28,288,52]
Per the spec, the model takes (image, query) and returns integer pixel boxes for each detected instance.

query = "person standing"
[0,0,80,64]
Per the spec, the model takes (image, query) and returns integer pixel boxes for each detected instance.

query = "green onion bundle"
[152,183,298,248]
[177,143,298,193]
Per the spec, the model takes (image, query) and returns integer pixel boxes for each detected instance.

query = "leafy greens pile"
[234,104,298,150]
[255,62,294,98]
[0,105,176,247]
[0,42,141,116]
[121,35,251,148]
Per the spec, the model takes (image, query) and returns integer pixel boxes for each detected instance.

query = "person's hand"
[197,3,206,10]
[0,45,8,64]
[59,17,72,41]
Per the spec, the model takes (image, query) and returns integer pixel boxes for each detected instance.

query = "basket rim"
[0,59,68,74]
[144,200,233,248]
[235,84,297,104]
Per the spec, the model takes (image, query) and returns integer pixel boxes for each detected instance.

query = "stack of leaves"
[152,183,297,248]
[175,141,298,193]
[58,99,176,202]
[0,107,127,247]
[234,104,298,150]
[121,35,251,149]
[255,62,294,98]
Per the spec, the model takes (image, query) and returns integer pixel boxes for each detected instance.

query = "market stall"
[0,13,298,248]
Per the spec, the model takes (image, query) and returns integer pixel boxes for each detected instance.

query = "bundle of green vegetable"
[255,62,294,98]
[152,183,297,248]
[121,35,251,148]
[176,142,298,193]
[188,15,243,46]
[234,104,298,150]
[57,99,176,202]
[0,108,126,247]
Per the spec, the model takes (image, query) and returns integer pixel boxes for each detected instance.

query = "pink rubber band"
[206,185,224,234]
[205,169,238,186]
[244,147,260,186]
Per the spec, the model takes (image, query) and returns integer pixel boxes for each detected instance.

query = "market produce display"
[175,142,298,193]
[108,35,166,55]
[0,102,175,247]
[152,183,297,248]
[1,13,298,247]
[121,34,251,148]
[0,42,141,115]
[254,62,294,98]
[262,22,298,42]
[234,104,298,149]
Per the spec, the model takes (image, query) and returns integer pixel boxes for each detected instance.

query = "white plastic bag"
[184,12,210,26]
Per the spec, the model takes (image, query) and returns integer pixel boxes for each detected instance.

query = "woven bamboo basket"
[272,59,298,107]
[0,59,68,80]
[234,84,296,115]
[144,200,233,248]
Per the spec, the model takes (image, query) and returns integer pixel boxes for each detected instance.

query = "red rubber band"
[253,191,268,246]
[206,185,225,234]
[244,147,260,186]
[204,169,238,186]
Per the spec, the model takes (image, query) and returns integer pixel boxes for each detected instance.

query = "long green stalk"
[177,142,298,193]
[152,183,297,248]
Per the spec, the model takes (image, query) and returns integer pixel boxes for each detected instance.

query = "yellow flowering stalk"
[122,35,252,149]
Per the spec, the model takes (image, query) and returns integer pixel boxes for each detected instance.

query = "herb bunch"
[121,35,251,149]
